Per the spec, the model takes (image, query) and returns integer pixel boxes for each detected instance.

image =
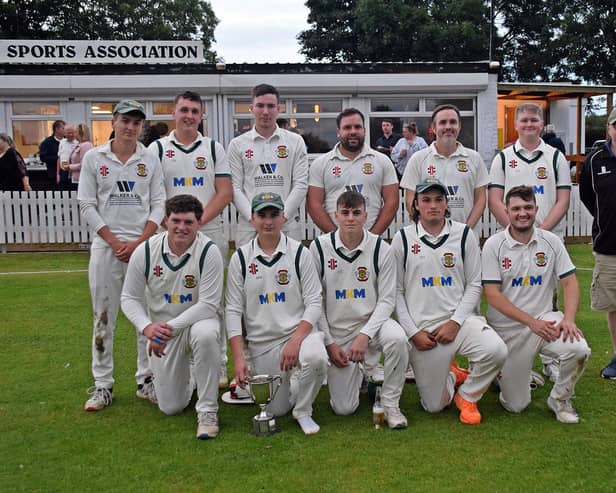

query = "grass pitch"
[1,245,615,492]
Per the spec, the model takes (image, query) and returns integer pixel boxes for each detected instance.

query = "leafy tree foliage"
[0,0,219,61]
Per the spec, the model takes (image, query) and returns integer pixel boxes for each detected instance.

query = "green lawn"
[1,246,615,492]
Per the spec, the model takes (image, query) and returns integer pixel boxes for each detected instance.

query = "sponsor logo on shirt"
[117,181,135,193]
[259,292,286,304]
[109,180,141,206]
[99,164,109,177]
[259,163,277,174]
[277,145,288,159]
[421,276,453,287]
[173,176,205,187]
[456,160,468,172]
[245,149,254,159]
[501,257,512,270]
[184,274,196,288]
[355,266,369,281]
[276,269,290,285]
[249,263,258,275]
[164,293,193,304]
[328,258,338,270]
[256,164,284,187]
[535,252,547,267]
[411,243,421,255]
[533,185,545,195]
[335,288,366,299]
[511,275,542,287]
[194,156,207,170]
[153,265,163,277]
[362,163,374,175]
[509,159,518,169]
[332,165,342,177]
[535,166,548,180]
[345,184,364,193]
[136,163,147,177]
[427,165,437,176]
[441,252,456,268]
[165,149,175,159]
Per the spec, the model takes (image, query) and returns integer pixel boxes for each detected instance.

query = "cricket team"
[79,83,615,440]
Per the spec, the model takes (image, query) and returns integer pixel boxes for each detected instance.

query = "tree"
[0,0,219,61]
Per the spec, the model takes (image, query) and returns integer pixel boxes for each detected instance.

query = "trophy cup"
[248,374,282,436]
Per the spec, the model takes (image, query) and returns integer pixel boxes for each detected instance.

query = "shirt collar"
[514,139,546,158]
[430,141,469,158]
[169,130,203,148]
[504,225,538,247]
[252,233,288,259]
[334,228,367,255]
[332,143,376,161]
[162,233,197,261]
[249,125,282,142]
[416,220,450,241]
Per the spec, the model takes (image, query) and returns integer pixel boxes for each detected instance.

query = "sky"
[208,0,309,63]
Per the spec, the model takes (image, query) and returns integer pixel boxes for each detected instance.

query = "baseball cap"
[251,192,284,212]
[608,108,616,125]
[113,99,146,119]
[416,178,447,195]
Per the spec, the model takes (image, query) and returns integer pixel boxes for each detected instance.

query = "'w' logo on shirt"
[328,258,338,270]
[153,265,163,277]
[117,181,135,192]
[446,185,459,196]
[249,263,258,275]
[259,163,277,174]
[345,184,363,193]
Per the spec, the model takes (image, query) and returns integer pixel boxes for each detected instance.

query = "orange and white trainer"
[454,393,482,425]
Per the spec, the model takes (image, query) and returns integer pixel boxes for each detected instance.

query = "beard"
[340,134,365,153]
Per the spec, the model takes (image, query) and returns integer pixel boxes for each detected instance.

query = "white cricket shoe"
[136,377,158,405]
[547,396,579,424]
[197,412,219,439]
[384,406,408,429]
[84,387,113,412]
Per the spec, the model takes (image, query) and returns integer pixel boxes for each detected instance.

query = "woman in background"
[0,132,31,191]
[391,122,427,180]
[65,123,93,191]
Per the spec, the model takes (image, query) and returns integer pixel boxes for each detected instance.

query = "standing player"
[391,179,507,425]
[488,103,571,238]
[227,84,308,246]
[579,108,616,379]
[226,192,328,435]
[121,195,223,439]
[79,100,166,412]
[307,108,399,235]
[400,104,488,236]
[149,91,232,386]
[310,191,408,428]
[482,186,590,423]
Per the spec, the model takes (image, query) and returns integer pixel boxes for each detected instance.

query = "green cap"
[113,99,146,119]
[608,108,616,125]
[416,178,447,195]
[252,192,284,212]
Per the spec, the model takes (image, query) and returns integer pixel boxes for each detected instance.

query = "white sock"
[296,415,320,435]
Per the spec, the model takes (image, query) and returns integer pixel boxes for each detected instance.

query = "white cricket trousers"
[150,318,221,415]
[88,246,151,389]
[497,311,591,413]
[249,332,327,419]
[328,319,409,415]
[410,315,508,413]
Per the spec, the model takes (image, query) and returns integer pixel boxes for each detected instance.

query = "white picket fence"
[0,186,593,249]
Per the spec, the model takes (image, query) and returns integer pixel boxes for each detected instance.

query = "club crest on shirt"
[328,258,338,270]
[184,274,197,288]
[535,166,548,180]
[502,257,512,270]
[355,266,369,281]
[332,165,342,177]
[535,252,547,267]
[194,156,207,170]
[276,269,290,285]
[509,159,518,168]
[411,243,421,255]
[153,265,163,277]
[456,160,468,172]
[136,163,147,177]
[442,252,456,268]
[362,163,374,175]
[165,149,175,159]
[277,146,288,159]
[245,149,254,159]
[249,263,258,275]
[99,164,109,177]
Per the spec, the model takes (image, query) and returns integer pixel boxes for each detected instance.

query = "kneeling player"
[392,179,507,425]
[310,191,409,428]
[482,186,590,423]
[226,192,328,435]
[121,194,224,439]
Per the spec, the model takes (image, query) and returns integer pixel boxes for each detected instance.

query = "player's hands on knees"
[557,318,584,343]
[326,343,349,368]
[411,331,437,351]
[348,333,370,363]
[432,320,460,344]
[144,322,173,357]
[280,338,301,372]
[529,318,559,342]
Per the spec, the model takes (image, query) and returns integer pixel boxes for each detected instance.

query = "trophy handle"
[270,375,282,403]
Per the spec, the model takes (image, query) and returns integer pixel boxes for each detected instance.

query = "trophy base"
[252,414,280,437]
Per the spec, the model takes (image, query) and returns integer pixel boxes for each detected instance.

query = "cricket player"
[226,192,328,435]
[121,194,223,439]
[227,84,308,246]
[307,108,399,236]
[482,185,590,423]
[149,90,232,387]
[310,190,409,428]
[391,178,507,425]
[79,99,166,412]
[400,104,488,236]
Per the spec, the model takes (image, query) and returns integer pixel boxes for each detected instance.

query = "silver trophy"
[247,374,282,436]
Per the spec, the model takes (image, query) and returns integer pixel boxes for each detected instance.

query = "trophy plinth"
[248,374,282,437]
